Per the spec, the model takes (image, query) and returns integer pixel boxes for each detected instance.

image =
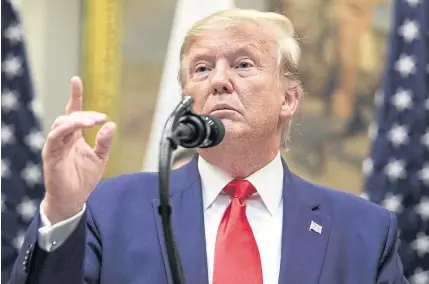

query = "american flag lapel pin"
[309,221,323,234]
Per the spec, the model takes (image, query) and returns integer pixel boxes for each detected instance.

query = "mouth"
[209,104,239,115]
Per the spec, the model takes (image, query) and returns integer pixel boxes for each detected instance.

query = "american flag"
[362,0,429,283]
[1,0,45,282]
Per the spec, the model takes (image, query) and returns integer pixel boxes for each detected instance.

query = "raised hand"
[42,76,116,224]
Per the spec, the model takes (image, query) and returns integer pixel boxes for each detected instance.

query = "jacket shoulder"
[297,176,394,230]
[86,172,159,212]
[86,161,198,212]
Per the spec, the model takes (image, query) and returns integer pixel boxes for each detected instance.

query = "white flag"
[143,0,235,171]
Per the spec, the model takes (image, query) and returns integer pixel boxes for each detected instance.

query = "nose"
[210,61,233,95]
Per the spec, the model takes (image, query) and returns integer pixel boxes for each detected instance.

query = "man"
[9,9,408,284]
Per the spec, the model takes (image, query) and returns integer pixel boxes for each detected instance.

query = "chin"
[220,122,250,141]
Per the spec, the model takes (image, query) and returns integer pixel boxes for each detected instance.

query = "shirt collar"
[198,152,284,215]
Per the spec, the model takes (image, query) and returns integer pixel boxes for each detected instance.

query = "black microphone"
[173,114,225,148]
[158,97,222,284]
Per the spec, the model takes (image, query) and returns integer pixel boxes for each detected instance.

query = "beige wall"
[21,0,82,134]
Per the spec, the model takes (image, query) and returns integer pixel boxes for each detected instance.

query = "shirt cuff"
[38,200,86,252]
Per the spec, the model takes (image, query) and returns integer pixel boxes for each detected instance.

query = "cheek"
[184,82,209,113]
[192,100,205,113]
[240,77,280,114]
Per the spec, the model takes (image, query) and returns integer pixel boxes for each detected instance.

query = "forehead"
[187,22,276,59]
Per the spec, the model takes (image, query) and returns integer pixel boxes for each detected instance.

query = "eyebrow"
[188,43,263,66]
[187,49,216,65]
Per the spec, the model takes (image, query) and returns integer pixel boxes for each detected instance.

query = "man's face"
[182,22,291,143]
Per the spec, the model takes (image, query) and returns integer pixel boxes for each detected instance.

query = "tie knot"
[223,179,256,201]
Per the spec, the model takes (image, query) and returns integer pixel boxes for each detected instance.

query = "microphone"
[158,97,222,284]
[173,114,225,148]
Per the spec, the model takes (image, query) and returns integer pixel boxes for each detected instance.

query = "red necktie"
[212,179,263,284]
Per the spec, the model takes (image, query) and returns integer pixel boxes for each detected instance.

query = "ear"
[280,80,301,119]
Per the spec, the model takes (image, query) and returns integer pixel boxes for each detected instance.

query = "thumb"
[93,122,116,160]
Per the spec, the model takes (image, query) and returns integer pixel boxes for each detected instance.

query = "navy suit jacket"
[9,157,408,284]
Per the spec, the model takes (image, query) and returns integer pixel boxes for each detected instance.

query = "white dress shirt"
[38,152,284,283]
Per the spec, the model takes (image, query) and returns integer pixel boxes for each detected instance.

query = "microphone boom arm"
[158,96,193,284]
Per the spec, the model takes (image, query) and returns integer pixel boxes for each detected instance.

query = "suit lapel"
[151,157,332,284]
[152,158,209,284]
[278,161,332,284]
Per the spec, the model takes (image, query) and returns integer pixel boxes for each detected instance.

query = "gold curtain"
[81,0,122,178]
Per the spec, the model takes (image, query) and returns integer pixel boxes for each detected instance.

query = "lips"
[209,104,238,114]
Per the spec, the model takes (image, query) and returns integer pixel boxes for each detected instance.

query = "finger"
[51,115,67,130]
[93,122,116,160]
[45,121,92,152]
[61,114,105,145]
[46,117,106,148]
[51,111,107,130]
[65,76,83,115]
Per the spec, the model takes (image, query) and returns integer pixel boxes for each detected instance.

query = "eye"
[235,60,253,69]
[194,64,209,73]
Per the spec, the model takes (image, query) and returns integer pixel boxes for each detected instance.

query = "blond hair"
[179,9,303,149]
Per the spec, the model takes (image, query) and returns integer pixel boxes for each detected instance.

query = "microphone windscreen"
[203,115,225,147]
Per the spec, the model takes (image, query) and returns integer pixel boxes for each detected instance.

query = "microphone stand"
[158,96,194,284]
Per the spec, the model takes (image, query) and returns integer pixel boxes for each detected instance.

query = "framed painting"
[273,0,393,194]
